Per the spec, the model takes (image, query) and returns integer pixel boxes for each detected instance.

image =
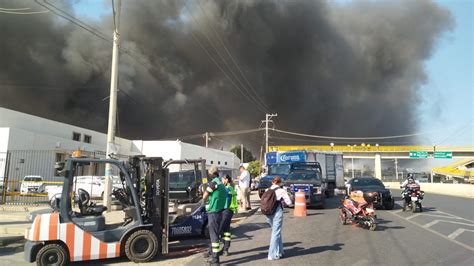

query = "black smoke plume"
[0,0,453,151]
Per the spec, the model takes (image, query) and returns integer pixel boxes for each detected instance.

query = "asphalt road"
[189,191,474,266]
[1,191,472,265]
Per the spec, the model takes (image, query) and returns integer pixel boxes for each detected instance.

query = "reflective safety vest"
[225,184,238,213]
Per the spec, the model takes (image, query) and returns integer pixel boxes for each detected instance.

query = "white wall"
[0,128,10,153]
[0,108,134,155]
[133,140,241,172]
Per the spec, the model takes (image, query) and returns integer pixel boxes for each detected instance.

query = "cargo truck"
[257,150,344,197]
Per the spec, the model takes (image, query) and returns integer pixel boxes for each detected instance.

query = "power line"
[184,3,268,114]
[211,128,264,137]
[194,0,271,113]
[0,9,48,14]
[0,7,31,11]
[272,128,435,140]
[269,136,416,145]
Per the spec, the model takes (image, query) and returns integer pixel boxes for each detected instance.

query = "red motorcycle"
[339,191,378,231]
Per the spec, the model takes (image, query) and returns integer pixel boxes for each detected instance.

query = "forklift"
[165,159,210,239]
[24,156,172,265]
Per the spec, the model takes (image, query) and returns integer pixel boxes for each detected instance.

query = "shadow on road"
[223,243,344,264]
[221,241,303,264]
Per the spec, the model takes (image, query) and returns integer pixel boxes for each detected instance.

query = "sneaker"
[223,250,229,256]
[268,256,280,261]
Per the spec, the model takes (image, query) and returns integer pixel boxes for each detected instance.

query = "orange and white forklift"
[24,156,170,265]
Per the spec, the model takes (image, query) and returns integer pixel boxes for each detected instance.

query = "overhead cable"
[184,3,268,114]
[194,0,271,113]
[272,128,433,140]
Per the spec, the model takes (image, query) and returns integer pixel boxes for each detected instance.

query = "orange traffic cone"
[294,189,307,217]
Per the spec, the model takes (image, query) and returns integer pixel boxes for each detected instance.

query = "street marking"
[423,220,474,228]
[423,220,439,228]
[431,210,473,223]
[447,229,474,240]
[389,211,474,252]
[406,214,421,220]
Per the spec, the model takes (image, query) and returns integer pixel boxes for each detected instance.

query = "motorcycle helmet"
[407,173,415,183]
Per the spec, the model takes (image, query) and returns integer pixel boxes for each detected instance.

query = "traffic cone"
[294,189,307,217]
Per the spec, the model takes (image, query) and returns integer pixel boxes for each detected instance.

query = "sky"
[417,0,473,146]
[71,0,473,146]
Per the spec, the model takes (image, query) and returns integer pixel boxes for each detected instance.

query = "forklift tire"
[125,230,159,263]
[36,243,68,266]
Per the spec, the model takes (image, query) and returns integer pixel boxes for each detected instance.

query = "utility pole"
[205,132,209,148]
[395,158,399,181]
[240,144,244,163]
[263,113,278,154]
[104,0,121,210]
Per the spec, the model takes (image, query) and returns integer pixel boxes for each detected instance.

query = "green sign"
[433,151,453,159]
[409,151,428,158]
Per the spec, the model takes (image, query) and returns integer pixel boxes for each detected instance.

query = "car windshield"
[169,171,199,190]
[268,164,291,175]
[25,177,41,182]
[287,171,321,181]
[351,178,384,188]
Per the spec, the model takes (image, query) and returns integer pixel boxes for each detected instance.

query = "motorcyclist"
[400,174,420,204]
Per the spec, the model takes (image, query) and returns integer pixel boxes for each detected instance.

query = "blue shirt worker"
[201,166,227,266]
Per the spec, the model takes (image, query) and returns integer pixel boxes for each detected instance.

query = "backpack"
[260,188,279,215]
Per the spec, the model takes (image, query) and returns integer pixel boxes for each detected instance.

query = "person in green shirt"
[219,174,238,256]
[201,166,226,265]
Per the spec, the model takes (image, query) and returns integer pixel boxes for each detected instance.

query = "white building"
[133,140,241,173]
[0,107,133,153]
[0,108,240,183]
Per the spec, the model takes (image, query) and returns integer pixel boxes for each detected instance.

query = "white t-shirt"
[239,170,251,188]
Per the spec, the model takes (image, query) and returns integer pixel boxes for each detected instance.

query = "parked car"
[20,175,44,195]
[47,175,122,200]
[346,177,394,210]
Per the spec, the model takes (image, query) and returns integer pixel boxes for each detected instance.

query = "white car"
[48,176,122,200]
[20,175,44,195]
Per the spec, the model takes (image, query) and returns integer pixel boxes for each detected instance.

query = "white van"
[20,175,44,195]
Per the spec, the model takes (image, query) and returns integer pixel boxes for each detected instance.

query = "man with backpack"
[260,176,293,261]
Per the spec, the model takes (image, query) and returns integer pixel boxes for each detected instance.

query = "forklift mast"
[139,157,169,254]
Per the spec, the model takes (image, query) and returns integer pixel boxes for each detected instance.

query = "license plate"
[366,208,374,213]
[411,197,418,201]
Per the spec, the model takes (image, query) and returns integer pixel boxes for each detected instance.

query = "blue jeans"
[266,205,284,259]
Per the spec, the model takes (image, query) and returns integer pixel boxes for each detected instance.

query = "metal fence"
[0,150,129,205]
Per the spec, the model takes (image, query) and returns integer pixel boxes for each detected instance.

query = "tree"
[247,160,262,177]
[230,145,255,163]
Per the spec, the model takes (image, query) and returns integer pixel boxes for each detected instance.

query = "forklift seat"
[77,189,107,216]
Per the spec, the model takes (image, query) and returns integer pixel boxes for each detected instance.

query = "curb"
[0,235,25,247]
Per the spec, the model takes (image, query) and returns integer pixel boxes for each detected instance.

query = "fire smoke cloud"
[0,0,453,150]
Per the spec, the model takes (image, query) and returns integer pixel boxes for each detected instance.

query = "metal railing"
[0,150,130,205]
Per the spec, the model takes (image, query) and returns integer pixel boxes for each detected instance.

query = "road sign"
[433,151,453,159]
[409,151,428,158]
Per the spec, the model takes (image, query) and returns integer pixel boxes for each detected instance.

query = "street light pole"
[395,158,399,181]
[351,145,355,179]
[240,143,244,163]
[104,0,121,210]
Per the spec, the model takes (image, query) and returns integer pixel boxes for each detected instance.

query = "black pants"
[219,209,234,251]
[208,211,223,263]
